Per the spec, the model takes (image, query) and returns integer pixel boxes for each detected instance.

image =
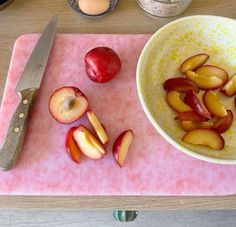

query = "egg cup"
[68,0,119,18]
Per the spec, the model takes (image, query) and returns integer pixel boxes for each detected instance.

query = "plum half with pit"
[49,86,89,124]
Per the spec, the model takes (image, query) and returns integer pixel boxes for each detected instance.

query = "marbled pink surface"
[0,34,236,195]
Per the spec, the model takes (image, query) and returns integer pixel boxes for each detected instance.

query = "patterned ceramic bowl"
[137,15,236,164]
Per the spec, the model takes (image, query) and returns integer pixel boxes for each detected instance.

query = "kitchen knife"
[0,16,57,171]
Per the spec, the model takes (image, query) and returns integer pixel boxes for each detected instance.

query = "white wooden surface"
[0,210,236,226]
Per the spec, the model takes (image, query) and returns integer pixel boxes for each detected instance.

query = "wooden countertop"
[1,0,236,210]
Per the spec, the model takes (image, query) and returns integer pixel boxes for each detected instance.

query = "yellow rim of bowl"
[136,15,236,165]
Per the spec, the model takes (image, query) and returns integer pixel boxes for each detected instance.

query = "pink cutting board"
[1,34,236,196]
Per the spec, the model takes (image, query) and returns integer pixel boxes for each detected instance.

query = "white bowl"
[137,15,236,164]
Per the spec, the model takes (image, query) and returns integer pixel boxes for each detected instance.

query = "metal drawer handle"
[113,210,138,222]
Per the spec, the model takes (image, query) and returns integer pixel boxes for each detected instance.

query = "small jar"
[137,0,192,17]
[0,0,14,10]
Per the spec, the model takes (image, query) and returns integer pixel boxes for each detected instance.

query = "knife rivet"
[23,99,28,104]
[14,127,20,133]
[19,113,24,118]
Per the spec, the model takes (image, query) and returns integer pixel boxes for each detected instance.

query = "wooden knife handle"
[0,88,38,171]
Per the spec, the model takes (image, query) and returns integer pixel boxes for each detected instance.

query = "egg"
[78,0,110,16]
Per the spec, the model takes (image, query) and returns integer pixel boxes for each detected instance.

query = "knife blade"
[0,16,57,171]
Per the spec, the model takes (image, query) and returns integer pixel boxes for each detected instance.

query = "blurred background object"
[0,0,14,10]
[137,0,192,17]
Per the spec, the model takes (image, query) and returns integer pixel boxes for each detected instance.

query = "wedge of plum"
[184,91,211,119]
[196,65,228,84]
[166,90,192,112]
[73,125,106,160]
[87,110,109,145]
[203,90,227,117]
[175,111,206,122]
[221,74,236,97]
[163,78,199,93]
[180,121,213,132]
[113,130,134,167]
[182,129,225,150]
[213,110,233,134]
[65,127,82,164]
[180,53,209,73]
[186,71,223,90]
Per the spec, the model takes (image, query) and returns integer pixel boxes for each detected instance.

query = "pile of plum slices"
[163,53,236,150]
[48,47,133,167]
